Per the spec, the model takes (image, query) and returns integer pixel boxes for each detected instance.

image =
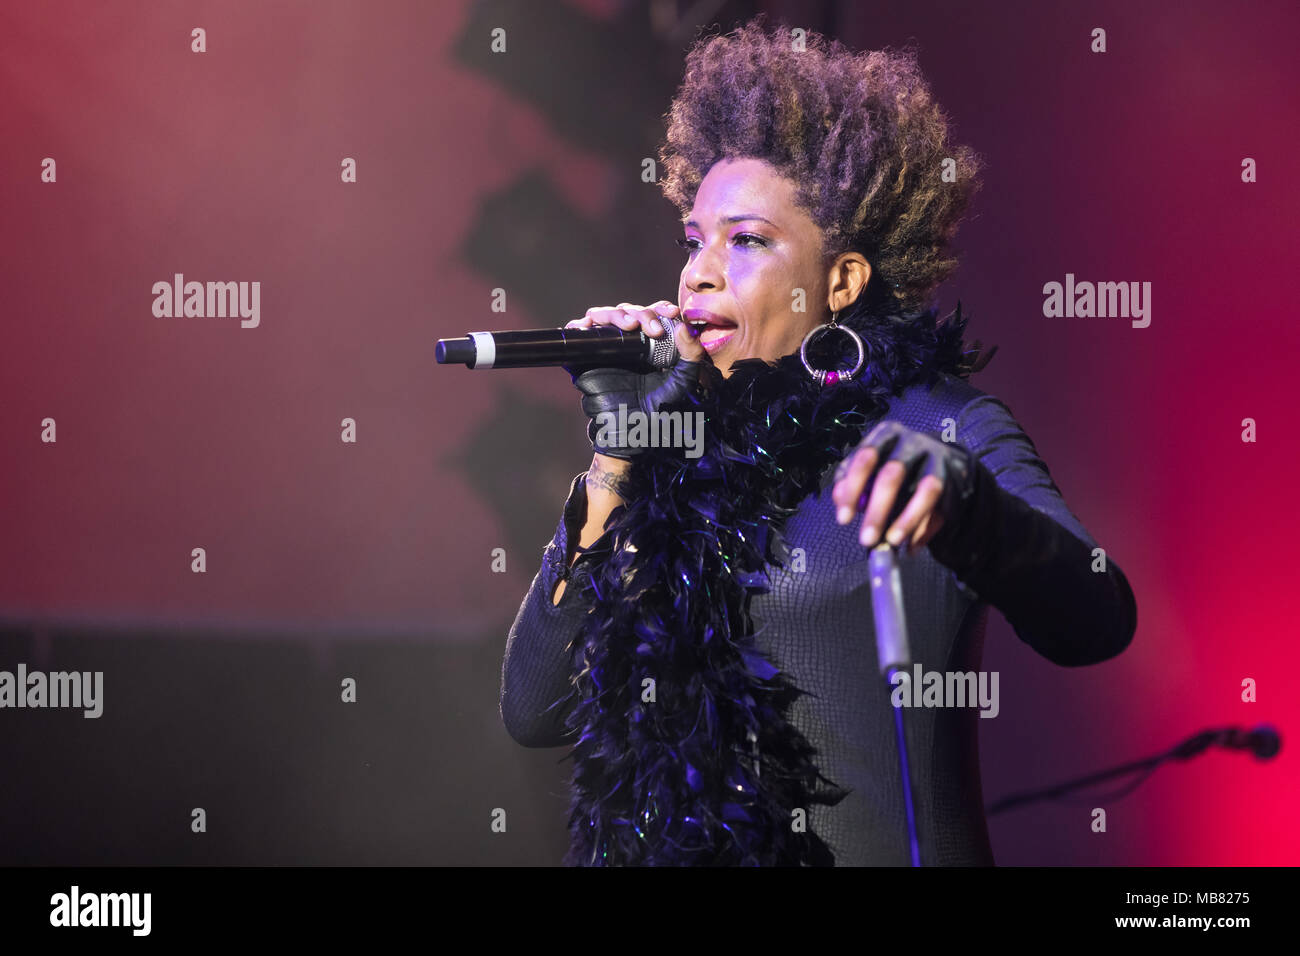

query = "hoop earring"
[799,311,866,386]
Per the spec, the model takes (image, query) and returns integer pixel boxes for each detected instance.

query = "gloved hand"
[563,301,708,460]
[831,420,979,552]
[832,417,1138,666]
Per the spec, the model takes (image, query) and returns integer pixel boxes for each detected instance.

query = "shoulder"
[870,373,1039,463]
[876,372,991,437]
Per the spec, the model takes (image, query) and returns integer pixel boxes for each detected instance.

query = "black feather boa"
[559,304,982,866]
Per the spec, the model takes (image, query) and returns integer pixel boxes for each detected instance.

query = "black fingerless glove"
[567,341,705,461]
[852,421,980,535]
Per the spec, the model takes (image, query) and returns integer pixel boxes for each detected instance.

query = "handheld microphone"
[435,316,681,371]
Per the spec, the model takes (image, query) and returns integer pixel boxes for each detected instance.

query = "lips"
[683,308,737,353]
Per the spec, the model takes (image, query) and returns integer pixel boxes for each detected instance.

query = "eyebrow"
[682,214,777,229]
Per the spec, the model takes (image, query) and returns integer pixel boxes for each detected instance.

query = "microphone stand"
[867,532,1283,852]
[986,724,1283,815]
[868,541,922,866]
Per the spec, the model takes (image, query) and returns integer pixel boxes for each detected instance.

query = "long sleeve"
[499,472,608,748]
[926,394,1138,666]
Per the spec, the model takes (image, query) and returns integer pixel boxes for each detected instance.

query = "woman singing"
[500,18,1136,866]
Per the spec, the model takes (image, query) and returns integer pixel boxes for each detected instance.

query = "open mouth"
[683,309,737,354]
[697,327,736,353]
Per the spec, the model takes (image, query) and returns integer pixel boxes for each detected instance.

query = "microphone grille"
[647,316,681,369]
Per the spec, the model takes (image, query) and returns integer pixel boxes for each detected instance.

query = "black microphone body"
[435,318,681,371]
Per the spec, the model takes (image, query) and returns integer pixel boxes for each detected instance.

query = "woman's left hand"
[831,421,977,553]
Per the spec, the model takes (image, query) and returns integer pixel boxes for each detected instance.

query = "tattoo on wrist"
[586,457,628,498]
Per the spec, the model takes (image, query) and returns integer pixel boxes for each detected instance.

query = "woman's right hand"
[564,300,708,460]
[564,300,707,362]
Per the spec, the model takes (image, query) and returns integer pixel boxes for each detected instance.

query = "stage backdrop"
[0,0,1296,865]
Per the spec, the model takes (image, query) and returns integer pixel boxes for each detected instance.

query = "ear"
[826,252,871,313]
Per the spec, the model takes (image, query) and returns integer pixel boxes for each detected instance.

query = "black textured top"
[500,372,1137,865]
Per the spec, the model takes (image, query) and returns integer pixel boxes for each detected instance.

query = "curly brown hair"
[658,17,985,319]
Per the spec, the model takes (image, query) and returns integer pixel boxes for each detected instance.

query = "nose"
[682,239,723,294]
